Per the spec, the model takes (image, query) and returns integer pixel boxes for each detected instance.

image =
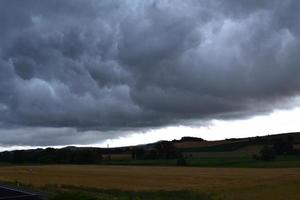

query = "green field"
[100,154,300,168]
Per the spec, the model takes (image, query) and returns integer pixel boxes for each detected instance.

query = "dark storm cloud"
[0,0,300,146]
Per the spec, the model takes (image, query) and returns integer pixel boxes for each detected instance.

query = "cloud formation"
[0,0,300,146]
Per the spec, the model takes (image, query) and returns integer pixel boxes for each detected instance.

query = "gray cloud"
[0,0,300,146]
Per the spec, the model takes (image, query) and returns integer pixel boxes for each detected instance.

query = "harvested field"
[0,165,299,200]
[183,145,262,158]
[173,140,245,149]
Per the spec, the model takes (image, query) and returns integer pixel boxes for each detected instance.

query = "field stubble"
[0,165,299,200]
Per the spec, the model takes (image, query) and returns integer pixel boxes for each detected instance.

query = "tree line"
[253,135,296,161]
[0,141,184,165]
[0,147,103,164]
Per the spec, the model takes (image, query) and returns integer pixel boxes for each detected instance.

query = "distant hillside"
[0,132,299,165]
[174,132,300,153]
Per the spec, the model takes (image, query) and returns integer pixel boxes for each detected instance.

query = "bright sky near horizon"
[102,106,300,147]
[1,105,299,151]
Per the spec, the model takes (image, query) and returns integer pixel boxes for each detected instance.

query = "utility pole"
[107,143,111,161]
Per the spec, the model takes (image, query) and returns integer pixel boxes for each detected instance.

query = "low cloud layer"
[0,0,300,146]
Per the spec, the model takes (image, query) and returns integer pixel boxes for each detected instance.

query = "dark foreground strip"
[0,186,41,200]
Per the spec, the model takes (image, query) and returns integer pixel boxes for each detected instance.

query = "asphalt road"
[0,186,41,200]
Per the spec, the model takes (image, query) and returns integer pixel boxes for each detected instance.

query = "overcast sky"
[0,0,300,149]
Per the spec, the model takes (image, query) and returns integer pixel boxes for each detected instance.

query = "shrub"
[177,157,187,166]
[254,145,276,161]
[272,136,294,155]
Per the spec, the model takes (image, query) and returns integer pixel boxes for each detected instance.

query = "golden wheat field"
[0,165,299,200]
